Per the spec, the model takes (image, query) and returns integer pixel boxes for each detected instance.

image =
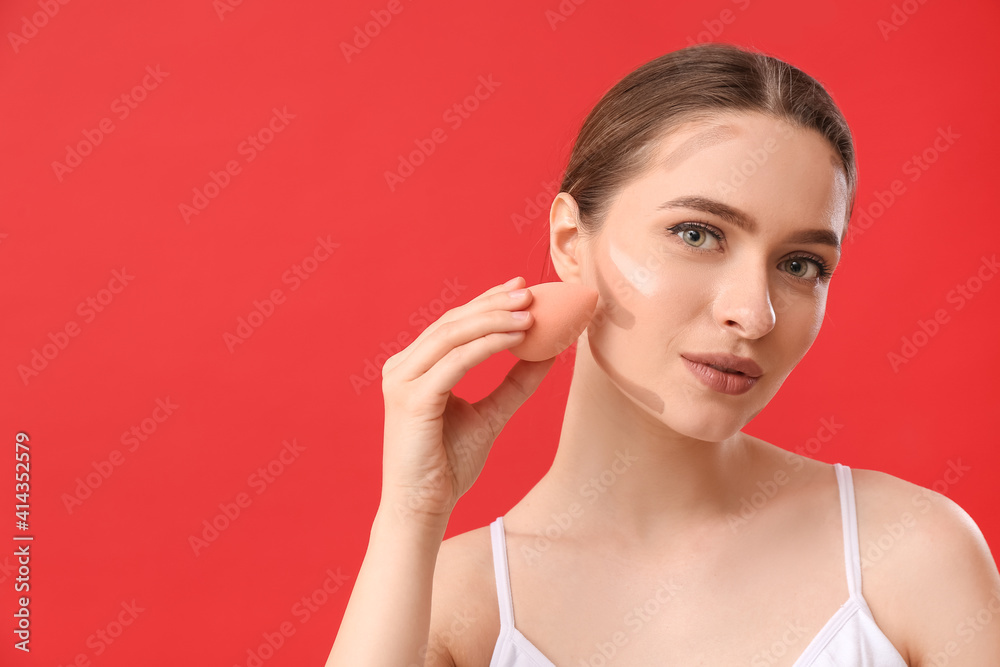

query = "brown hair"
[541,42,857,280]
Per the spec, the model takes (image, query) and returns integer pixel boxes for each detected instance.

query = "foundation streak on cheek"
[588,242,666,416]
[592,250,636,330]
[592,235,735,421]
[608,240,663,298]
[590,338,666,415]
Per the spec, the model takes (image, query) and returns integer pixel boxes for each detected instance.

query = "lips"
[681,353,763,396]
[680,353,763,378]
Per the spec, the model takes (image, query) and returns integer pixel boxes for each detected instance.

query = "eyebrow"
[656,195,841,252]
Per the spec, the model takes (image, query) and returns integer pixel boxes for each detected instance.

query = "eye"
[780,256,831,282]
[666,221,834,283]
[669,222,723,250]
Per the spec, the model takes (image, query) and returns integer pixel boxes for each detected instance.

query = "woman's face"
[573,112,849,442]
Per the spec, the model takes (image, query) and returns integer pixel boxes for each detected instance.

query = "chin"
[657,365,778,440]
[661,402,749,443]
[589,335,765,442]
[621,377,753,443]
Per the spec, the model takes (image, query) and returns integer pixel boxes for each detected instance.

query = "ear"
[549,192,588,283]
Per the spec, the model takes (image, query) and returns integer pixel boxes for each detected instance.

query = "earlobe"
[549,192,585,283]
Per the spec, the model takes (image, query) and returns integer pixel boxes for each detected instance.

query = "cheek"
[597,239,713,337]
[607,240,664,298]
[800,296,828,352]
[613,238,716,303]
[764,288,828,373]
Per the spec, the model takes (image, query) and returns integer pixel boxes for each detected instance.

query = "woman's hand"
[378,275,557,525]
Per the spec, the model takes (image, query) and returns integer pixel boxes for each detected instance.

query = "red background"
[1,0,998,665]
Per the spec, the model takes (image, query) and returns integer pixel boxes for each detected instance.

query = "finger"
[409,328,543,411]
[387,285,534,382]
[382,276,525,376]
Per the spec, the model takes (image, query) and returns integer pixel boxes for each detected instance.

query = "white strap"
[835,463,863,598]
[490,516,515,627]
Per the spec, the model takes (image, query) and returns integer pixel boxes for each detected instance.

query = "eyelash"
[665,221,833,282]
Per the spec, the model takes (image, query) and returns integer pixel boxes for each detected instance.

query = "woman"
[326,43,1000,666]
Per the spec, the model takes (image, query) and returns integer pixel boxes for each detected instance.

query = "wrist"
[374,494,452,541]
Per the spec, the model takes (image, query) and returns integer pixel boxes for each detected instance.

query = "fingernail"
[503,276,521,288]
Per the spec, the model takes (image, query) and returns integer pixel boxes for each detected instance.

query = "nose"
[713,261,776,339]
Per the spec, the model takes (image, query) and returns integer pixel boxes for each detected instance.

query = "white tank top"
[488,463,908,666]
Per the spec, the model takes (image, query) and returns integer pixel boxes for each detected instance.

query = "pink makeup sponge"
[508,282,599,361]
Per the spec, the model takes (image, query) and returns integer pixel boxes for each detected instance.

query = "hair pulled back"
[554,42,856,257]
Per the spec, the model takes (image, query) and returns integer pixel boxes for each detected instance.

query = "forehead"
[625,113,848,234]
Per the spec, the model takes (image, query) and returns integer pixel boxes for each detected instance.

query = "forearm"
[325,499,450,667]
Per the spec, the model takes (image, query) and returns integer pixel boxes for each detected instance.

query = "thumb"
[474,356,558,430]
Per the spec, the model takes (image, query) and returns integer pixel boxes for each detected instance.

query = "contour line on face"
[604,114,845,319]
[587,114,846,426]
[660,121,746,174]
[605,119,750,300]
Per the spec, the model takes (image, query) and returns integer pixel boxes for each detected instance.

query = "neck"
[538,332,753,546]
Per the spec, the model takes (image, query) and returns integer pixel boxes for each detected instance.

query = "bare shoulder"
[425,523,500,667]
[849,466,1000,664]
[849,465,996,573]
